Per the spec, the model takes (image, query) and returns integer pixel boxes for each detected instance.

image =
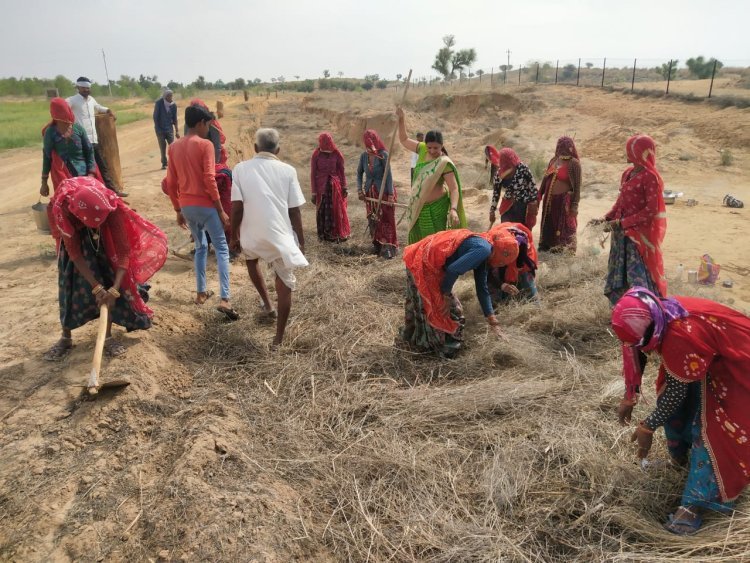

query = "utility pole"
[101,49,113,96]
[505,49,511,85]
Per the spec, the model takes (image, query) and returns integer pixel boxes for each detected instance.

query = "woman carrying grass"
[399,226,519,357]
[396,107,466,244]
[43,176,167,360]
[538,136,581,253]
[612,287,750,535]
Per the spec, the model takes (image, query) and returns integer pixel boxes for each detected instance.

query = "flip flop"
[664,509,702,536]
[195,290,215,305]
[216,305,240,321]
[43,337,73,362]
[104,338,127,358]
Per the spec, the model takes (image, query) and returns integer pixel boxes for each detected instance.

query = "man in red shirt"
[164,105,238,320]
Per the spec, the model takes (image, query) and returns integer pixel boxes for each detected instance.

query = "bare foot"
[43,337,73,361]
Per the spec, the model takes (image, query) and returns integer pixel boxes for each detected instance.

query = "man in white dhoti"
[230,128,308,346]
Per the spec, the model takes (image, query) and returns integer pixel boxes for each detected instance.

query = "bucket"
[687,270,698,284]
[32,200,50,234]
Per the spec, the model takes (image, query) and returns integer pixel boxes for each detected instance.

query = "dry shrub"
[170,235,749,562]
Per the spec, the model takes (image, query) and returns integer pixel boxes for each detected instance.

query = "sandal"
[104,338,127,357]
[260,304,277,319]
[216,305,240,321]
[723,194,744,208]
[195,290,215,305]
[43,337,73,361]
[664,506,702,535]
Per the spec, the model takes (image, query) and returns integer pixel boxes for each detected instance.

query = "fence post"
[536,63,540,83]
[518,66,522,85]
[555,60,559,85]
[601,57,606,87]
[576,58,581,86]
[631,58,637,92]
[490,66,493,86]
[666,59,673,94]
[708,59,718,98]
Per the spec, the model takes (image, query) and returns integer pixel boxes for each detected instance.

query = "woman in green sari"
[396,107,467,243]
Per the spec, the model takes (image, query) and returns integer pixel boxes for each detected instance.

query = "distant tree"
[214,79,226,90]
[294,75,300,81]
[376,80,388,89]
[362,81,374,91]
[499,64,514,73]
[192,75,207,89]
[277,76,285,83]
[477,69,485,78]
[253,78,262,84]
[271,78,277,83]
[167,80,181,91]
[686,56,723,79]
[338,71,344,78]
[396,73,402,82]
[585,62,594,69]
[468,72,475,78]
[232,77,246,90]
[364,74,380,82]
[323,69,330,78]
[431,35,477,81]
[561,64,576,80]
[658,61,678,80]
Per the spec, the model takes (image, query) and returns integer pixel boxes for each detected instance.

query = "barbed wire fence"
[402,57,750,103]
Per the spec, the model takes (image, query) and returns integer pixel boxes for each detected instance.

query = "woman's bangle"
[451,206,458,212]
[92,284,105,295]
[107,287,121,299]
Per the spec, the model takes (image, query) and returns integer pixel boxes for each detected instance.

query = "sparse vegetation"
[720,148,734,166]
[686,56,724,79]
[432,35,477,81]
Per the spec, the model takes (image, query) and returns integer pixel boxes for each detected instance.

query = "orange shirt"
[164,134,219,210]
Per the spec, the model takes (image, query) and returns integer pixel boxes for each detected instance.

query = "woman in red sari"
[538,136,581,253]
[612,287,750,535]
[311,132,350,242]
[597,134,667,306]
[43,176,168,360]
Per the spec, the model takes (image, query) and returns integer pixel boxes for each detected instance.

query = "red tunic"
[657,297,750,501]
[605,167,667,295]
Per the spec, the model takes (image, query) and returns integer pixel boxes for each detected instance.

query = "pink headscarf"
[485,145,500,166]
[498,148,521,177]
[364,129,386,156]
[318,132,338,152]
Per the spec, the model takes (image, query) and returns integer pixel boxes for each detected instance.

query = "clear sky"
[1,0,747,84]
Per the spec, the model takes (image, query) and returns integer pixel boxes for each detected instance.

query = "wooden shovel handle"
[87,303,109,394]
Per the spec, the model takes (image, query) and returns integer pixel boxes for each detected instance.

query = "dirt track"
[0,86,748,561]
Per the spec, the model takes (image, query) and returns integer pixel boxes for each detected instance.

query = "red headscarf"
[43,97,75,135]
[49,177,168,316]
[555,136,579,159]
[317,132,338,152]
[625,134,663,189]
[403,228,518,334]
[498,148,521,177]
[485,145,500,167]
[611,295,653,345]
[364,129,386,156]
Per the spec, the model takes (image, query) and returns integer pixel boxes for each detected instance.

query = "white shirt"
[231,153,308,269]
[66,93,108,144]
[410,150,419,167]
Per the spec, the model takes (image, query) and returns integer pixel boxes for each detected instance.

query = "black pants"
[93,144,117,192]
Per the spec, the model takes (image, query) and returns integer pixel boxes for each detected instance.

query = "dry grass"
[143,224,749,561]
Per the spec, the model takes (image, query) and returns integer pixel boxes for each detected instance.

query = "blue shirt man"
[153,89,180,169]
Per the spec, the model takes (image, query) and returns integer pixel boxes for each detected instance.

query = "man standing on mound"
[165,105,237,320]
[230,128,307,346]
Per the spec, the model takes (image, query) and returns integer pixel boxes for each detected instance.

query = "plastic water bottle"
[675,263,684,282]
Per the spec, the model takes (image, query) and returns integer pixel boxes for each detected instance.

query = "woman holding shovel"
[396,107,467,244]
[42,176,167,361]
[357,129,397,258]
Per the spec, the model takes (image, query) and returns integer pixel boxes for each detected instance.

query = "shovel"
[86,304,130,395]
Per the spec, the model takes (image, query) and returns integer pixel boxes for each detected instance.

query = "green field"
[0,100,148,151]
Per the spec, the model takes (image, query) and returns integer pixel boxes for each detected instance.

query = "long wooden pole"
[87,303,109,395]
[373,69,412,216]
[363,196,407,208]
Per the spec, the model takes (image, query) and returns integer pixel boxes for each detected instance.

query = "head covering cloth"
[498,148,521,177]
[485,145,500,167]
[363,129,386,157]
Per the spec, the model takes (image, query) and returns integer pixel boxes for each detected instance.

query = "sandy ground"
[0,85,748,560]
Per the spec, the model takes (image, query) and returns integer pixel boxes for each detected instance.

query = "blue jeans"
[181,206,230,300]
